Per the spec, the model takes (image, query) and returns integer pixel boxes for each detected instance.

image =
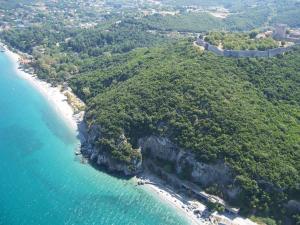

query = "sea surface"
[0,52,190,225]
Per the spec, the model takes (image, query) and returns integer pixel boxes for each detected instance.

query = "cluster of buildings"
[184,5,230,19]
[0,0,110,30]
[0,0,180,31]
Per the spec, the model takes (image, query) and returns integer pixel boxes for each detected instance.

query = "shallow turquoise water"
[0,52,190,225]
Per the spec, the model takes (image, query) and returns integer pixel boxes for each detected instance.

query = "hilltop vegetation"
[69,41,300,223]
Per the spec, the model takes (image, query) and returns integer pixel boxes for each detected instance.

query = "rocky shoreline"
[80,128,257,225]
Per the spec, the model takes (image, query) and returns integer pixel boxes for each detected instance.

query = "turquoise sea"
[0,52,190,225]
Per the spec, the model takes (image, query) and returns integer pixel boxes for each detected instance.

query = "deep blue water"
[0,52,190,225]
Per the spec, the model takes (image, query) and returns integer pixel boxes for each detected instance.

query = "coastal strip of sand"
[135,172,258,225]
[135,172,210,225]
[3,45,84,135]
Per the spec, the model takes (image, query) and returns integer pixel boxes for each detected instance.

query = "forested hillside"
[69,41,300,223]
[1,1,299,223]
[0,22,167,83]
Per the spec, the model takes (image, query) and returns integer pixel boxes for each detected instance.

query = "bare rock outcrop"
[138,135,233,188]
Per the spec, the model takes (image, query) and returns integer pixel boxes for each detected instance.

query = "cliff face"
[90,151,142,176]
[81,125,143,176]
[138,136,233,188]
[82,126,235,195]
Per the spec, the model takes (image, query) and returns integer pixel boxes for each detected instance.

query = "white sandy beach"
[3,45,83,133]
[136,172,258,225]
[136,172,210,225]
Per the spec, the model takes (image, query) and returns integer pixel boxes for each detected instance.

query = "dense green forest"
[68,41,300,223]
[1,22,165,55]
[1,1,300,224]
[0,22,167,83]
[1,21,299,225]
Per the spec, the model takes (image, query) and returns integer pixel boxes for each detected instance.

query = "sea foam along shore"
[3,45,84,135]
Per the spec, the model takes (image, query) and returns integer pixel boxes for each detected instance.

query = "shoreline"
[135,172,210,225]
[2,44,256,225]
[2,44,209,225]
[2,45,85,136]
[135,172,258,225]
